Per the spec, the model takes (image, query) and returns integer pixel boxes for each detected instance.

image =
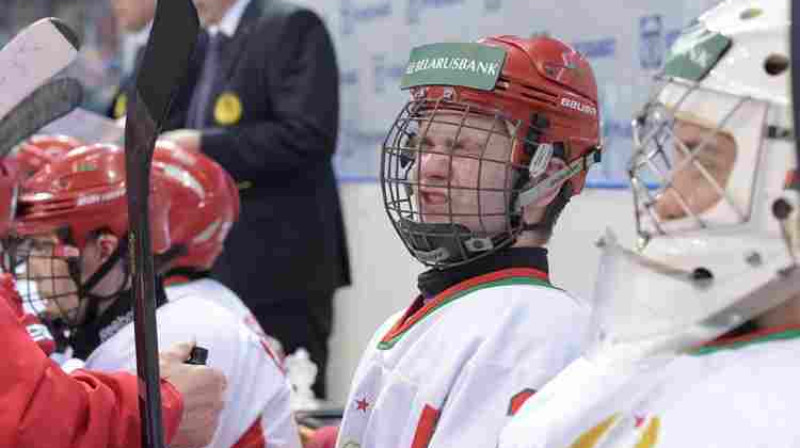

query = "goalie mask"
[381,35,601,269]
[11,143,172,327]
[591,0,797,358]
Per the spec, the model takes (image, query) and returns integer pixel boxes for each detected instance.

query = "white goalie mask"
[591,0,798,359]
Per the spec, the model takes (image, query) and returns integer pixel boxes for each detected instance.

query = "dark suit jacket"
[105,39,203,131]
[186,0,351,302]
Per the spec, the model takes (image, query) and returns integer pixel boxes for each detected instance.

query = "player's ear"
[95,232,120,262]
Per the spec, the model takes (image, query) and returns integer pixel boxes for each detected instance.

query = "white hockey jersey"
[84,296,301,448]
[499,326,800,448]
[336,267,590,448]
[166,277,269,340]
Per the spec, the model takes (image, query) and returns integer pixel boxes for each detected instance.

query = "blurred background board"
[294,0,722,186]
[0,0,721,187]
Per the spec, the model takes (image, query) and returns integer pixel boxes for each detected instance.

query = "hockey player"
[335,34,601,447]
[150,140,274,343]
[0,156,227,448]
[12,143,301,448]
[9,134,84,324]
[499,0,800,446]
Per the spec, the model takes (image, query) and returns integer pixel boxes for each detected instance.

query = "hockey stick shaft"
[793,0,800,165]
[0,77,83,157]
[0,18,80,121]
[124,0,199,447]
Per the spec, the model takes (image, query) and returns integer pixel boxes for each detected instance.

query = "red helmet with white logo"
[382,35,601,268]
[152,140,239,273]
[14,143,171,252]
[14,134,84,179]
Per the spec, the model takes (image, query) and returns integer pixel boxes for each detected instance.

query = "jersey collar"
[417,247,550,299]
[381,257,554,350]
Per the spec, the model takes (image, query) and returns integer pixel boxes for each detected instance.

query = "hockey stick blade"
[123,0,199,447]
[0,17,80,121]
[0,77,83,158]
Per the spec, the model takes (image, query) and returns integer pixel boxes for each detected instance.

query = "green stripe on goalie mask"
[663,23,732,82]
[401,43,507,91]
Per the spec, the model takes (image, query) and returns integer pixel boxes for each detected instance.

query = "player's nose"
[419,149,452,185]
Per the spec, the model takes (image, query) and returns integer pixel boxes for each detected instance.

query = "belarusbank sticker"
[662,24,731,82]
[401,43,506,91]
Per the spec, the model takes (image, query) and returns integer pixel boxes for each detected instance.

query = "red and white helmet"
[152,140,239,274]
[382,35,601,268]
[14,143,172,252]
[13,134,84,179]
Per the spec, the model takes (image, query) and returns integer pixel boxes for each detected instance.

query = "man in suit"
[105,0,154,120]
[161,0,350,398]
[105,0,199,130]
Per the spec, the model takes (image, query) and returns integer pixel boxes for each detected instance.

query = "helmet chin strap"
[514,145,602,213]
[397,219,511,267]
[515,141,601,234]
[69,236,130,325]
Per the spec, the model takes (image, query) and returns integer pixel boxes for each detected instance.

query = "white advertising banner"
[298,0,721,186]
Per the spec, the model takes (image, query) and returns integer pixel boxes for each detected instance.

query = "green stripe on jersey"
[378,276,556,350]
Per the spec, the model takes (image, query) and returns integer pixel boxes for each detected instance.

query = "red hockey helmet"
[0,158,20,238]
[14,134,84,179]
[152,140,239,273]
[14,143,171,252]
[382,35,601,268]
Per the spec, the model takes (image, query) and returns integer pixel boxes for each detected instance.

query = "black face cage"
[2,228,132,330]
[380,97,544,269]
[2,234,84,327]
[629,75,751,244]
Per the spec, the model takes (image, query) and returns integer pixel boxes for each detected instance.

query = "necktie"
[187,32,226,128]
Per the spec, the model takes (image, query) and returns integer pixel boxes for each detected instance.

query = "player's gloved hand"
[0,273,56,355]
[0,273,24,317]
[160,341,227,448]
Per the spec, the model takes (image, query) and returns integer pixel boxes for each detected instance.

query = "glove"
[0,273,56,355]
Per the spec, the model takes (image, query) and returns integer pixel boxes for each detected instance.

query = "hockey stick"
[0,18,80,121]
[793,0,799,164]
[124,0,199,447]
[0,77,83,158]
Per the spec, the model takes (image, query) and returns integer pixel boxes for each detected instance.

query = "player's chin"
[42,306,67,321]
[43,296,79,318]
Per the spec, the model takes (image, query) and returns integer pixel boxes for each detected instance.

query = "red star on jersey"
[634,415,646,428]
[356,397,370,412]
